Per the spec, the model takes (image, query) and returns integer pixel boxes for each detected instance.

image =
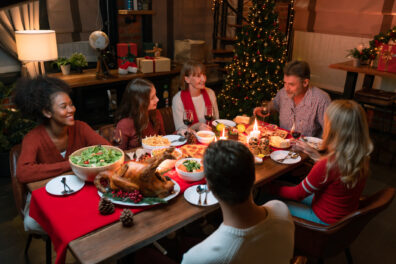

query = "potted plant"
[347,45,376,67]
[69,52,88,73]
[55,57,71,75]
[0,81,36,177]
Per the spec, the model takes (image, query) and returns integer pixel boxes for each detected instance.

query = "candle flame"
[253,118,258,132]
[214,136,218,142]
[222,127,226,138]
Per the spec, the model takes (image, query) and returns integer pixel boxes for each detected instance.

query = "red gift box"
[377,44,396,73]
[117,43,138,68]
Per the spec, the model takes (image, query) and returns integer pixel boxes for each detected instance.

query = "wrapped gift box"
[117,43,137,68]
[136,57,171,73]
[377,44,396,73]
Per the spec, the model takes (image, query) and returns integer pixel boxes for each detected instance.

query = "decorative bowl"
[69,145,124,182]
[196,130,215,145]
[175,158,205,182]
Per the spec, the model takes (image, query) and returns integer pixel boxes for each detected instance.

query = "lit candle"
[219,127,227,140]
[249,118,261,139]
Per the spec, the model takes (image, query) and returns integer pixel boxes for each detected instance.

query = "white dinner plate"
[303,136,323,150]
[184,184,218,206]
[98,180,180,207]
[164,135,187,147]
[212,119,236,128]
[45,174,85,196]
[270,150,301,165]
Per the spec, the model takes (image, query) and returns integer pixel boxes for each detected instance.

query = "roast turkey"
[94,149,176,198]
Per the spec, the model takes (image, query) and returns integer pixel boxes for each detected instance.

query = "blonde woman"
[172,61,219,132]
[271,100,373,225]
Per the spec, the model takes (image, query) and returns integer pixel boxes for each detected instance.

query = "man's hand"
[253,107,264,117]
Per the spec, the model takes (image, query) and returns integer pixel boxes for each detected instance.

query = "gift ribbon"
[144,56,156,72]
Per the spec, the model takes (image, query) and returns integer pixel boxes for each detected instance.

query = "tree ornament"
[120,209,134,227]
[99,197,115,215]
[257,50,260,55]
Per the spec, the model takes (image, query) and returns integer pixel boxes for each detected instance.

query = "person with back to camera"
[115,78,165,150]
[172,60,219,134]
[181,140,294,264]
[269,100,373,225]
[14,76,110,232]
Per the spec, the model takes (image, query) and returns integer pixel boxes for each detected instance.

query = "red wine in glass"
[183,119,193,126]
[183,110,193,126]
[292,131,301,139]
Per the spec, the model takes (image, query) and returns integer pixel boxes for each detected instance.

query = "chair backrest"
[158,107,176,135]
[98,124,116,144]
[9,144,26,218]
[294,187,395,259]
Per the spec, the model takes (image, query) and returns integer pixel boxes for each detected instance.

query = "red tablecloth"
[29,170,205,264]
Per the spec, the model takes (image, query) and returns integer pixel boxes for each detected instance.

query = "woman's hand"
[190,122,212,131]
[294,140,321,162]
[253,107,264,118]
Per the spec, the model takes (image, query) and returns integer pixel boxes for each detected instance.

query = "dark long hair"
[115,78,158,140]
[13,76,71,123]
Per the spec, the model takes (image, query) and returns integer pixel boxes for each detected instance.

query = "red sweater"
[272,158,366,224]
[16,121,110,183]
[116,110,165,150]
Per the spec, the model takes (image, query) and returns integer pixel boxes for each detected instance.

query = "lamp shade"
[15,30,58,62]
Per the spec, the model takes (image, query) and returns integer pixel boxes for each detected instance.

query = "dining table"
[27,142,307,264]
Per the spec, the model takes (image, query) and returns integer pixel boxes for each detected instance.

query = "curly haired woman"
[14,76,109,232]
[270,100,373,225]
[115,78,165,150]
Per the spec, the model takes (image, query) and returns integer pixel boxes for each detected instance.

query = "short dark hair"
[203,140,255,205]
[13,76,71,123]
[283,60,310,80]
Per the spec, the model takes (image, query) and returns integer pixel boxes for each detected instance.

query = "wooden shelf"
[118,10,155,15]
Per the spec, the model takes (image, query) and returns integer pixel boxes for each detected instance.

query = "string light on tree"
[217,0,287,118]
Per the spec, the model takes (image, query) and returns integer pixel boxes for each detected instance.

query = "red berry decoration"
[257,50,260,55]
[238,71,242,76]
[257,34,261,38]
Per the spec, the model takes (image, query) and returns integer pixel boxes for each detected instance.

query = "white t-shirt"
[181,200,295,264]
[172,88,219,131]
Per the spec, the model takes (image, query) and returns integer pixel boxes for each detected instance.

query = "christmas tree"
[217,0,288,119]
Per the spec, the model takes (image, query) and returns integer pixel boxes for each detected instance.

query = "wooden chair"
[98,123,116,143]
[9,144,52,264]
[158,107,176,135]
[293,187,395,264]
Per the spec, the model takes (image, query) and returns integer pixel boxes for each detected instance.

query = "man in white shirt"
[181,140,295,264]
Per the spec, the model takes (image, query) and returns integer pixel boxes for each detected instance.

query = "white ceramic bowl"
[196,130,215,145]
[69,145,124,182]
[175,158,205,182]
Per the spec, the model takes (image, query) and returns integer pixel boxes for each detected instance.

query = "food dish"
[98,180,180,206]
[69,145,125,182]
[176,158,205,181]
[184,185,218,206]
[45,174,85,196]
[269,136,291,149]
[196,131,215,145]
[180,144,207,159]
[142,136,171,149]
[212,119,236,127]
[163,135,187,147]
[151,147,183,160]
[303,136,323,150]
[270,150,301,164]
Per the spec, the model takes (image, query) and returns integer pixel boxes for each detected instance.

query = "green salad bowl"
[69,145,125,182]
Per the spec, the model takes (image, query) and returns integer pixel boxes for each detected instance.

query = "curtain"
[294,0,396,38]
[0,0,40,76]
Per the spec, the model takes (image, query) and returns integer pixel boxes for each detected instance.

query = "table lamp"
[15,30,58,75]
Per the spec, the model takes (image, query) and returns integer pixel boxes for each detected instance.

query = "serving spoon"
[196,185,205,205]
[61,177,74,194]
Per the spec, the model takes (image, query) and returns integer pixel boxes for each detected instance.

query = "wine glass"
[204,106,214,125]
[112,127,122,146]
[290,120,301,151]
[183,110,194,127]
[258,101,270,122]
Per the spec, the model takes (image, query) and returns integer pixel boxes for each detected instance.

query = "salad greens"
[183,160,201,172]
[70,145,122,167]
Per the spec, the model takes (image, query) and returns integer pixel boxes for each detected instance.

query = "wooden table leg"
[343,71,358,99]
[362,74,375,90]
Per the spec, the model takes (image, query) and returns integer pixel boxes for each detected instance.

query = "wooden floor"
[0,129,395,264]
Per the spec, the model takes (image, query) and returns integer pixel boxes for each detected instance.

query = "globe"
[89,31,109,50]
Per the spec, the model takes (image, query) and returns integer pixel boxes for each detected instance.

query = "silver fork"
[203,185,209,205]
[276,151,293,163]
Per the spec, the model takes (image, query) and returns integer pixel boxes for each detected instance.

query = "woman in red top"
[14,77,109,232]
[115,78,165,150]
[271,100,373,224]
